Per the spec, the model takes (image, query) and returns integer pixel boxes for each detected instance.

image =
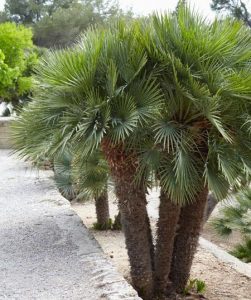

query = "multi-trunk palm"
[140,9,251,294]
[12,7,251,300]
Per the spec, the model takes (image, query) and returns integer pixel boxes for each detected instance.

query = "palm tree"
[12,10,251,299]
[139,7,251,293]
[12,26,163,299]
[72,27,163,298]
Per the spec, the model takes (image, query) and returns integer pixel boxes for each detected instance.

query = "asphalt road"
[0,150,140,300]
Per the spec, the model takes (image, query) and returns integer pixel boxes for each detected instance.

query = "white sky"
[0,0,4,11]
[119,0,216,20]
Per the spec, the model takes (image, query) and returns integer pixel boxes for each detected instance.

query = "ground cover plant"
[12,6,251,300]
[212,188,251,262]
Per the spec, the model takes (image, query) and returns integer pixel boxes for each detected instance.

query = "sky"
[119,0,216,19]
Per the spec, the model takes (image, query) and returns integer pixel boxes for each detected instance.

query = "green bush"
[230,239,251,263]
[0,22,38,106]
[212,188,251,262]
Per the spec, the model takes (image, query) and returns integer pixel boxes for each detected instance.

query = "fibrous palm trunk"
[154,189,181,297]
[94,190,110,229]
[203,193,217,223]
[113,211,122,230]
[102,141,154,300]
[115,179,154,299]
[169,187,208,293]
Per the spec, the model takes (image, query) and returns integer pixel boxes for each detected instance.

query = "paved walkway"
[0,150,140,300]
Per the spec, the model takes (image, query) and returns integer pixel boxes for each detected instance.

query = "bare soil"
[72,191,251,300]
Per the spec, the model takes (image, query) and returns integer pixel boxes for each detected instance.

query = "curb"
[199,237,251,278]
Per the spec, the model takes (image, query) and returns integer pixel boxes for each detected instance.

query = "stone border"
[0,117,14,149]
[52,197,142,300]
[37,170,142,300]
[199,237,251,278]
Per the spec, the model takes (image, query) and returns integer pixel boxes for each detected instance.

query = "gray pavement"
[0,150,140,300]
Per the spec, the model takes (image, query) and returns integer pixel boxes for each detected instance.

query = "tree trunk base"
[102,140,154,299]
[113,212,122,230]
[154,190,181,297]
[169,188,208,293]
[94,190,111,230]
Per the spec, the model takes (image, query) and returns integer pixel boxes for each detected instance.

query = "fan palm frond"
[212,188,251,238]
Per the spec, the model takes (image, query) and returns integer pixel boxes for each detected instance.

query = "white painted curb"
[199,237,251,278]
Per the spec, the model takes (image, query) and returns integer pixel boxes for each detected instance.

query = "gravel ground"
[0,150,140,300]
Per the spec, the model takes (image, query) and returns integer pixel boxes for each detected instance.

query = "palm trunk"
[203,193,217,223]
[154,189,181,297]
[94,190,110,229]
[113,211,122,230]
[102,141,154,300]
[169,187,208,293]
[146,207,155,271]
[115,179,154,299]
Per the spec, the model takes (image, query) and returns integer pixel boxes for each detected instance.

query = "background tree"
[0,22,37,106]
[32,3,95,47]
[211,0,251,26]
[4,0,48,23]
[0,11,9,22]
[3,0,77,23]
[46,0,76,16]
[33,0,132,48]
[0,50,19,99]
[1,0,133,48]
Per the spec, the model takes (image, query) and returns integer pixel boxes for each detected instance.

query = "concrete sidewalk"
[0,150,140,300]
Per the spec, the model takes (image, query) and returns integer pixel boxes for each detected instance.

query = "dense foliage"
[4,0,85,23]
[1,0,133,48]
[0,22,37,104]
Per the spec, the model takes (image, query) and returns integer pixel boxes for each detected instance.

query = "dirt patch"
[72,194,251,300]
